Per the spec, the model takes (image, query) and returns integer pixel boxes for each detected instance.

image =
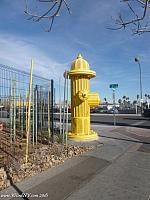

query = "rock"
[68,150,74,158]
[0,143,96,191]
[0,168,9,191]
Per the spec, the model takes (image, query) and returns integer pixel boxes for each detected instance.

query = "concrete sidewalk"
[0,125,150,200]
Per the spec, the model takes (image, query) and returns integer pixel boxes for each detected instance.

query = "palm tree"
[122,96,126,108]
[104,98,108,107]
[126,97,130,108]
[118,99,122,104]
[147,95,150,108]
[126,97,129,102]
[118,99,122,109]
[145,94,148,103]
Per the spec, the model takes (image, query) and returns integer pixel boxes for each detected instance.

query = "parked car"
[142,109,150,117]
[91,107,108,113]
[108,108,118,114]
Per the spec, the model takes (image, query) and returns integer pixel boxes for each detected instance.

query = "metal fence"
[0,64,54,168]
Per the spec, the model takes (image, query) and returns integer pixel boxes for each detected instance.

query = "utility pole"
[112,89,116,126]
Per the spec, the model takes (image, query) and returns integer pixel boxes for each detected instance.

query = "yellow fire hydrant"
[67,54,100,140]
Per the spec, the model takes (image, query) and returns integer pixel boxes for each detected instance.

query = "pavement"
[0,124,150,200]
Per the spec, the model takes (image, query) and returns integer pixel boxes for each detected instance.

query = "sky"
[0,0,150,103]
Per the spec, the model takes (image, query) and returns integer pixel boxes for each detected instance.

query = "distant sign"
[109,84,118,89]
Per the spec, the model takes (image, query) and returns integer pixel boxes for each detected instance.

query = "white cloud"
[0,33,67,80]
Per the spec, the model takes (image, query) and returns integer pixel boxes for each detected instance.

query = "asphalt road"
[54,113,150,129]
[0,113,149,129]
[90,114,150,129]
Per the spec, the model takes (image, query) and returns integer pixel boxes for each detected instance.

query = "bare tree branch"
[137,0,150,8]
[24,0,71,32]
[111,0,150,34]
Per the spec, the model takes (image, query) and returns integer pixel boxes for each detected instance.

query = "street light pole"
[135,57,143,114]
[112,89,116,126]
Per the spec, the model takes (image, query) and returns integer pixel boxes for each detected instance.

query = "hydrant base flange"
[68,130,98,141]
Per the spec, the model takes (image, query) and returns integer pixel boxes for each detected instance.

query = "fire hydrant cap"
[71,54,90,71]
[69,54,96,78]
